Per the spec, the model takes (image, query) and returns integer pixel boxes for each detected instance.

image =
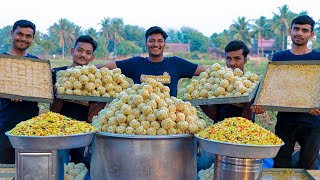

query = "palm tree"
[252,16,269,57]
[85,28,98,40]
[110,18,124,60]
[271,5,296,50]
[48,18,75,60]
[229,17,252,46]
[99,18,112,60]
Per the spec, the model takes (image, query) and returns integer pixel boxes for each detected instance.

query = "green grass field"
[46,58,276,132]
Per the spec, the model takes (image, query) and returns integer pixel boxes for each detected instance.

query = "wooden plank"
[254,61,320,112]
[57,94,114,103]
[185,82,259,106]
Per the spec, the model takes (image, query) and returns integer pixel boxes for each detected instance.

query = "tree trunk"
[281,28,285,50]
[62,42,65,60]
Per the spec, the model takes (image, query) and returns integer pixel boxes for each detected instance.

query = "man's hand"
[310,108,320,116]
[250,105,265,114]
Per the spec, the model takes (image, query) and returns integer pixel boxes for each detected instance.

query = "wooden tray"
[57,94,114,103]
[0,55,53,103]
[186,82,259,106]
[254,61,320,112]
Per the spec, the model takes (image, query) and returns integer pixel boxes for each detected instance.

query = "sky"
[1,0,320,37]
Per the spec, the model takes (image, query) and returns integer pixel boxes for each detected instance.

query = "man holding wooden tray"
[252,15,320,170]
[0,20,39,164]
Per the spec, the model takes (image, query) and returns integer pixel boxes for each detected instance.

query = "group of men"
[0,15,319,172]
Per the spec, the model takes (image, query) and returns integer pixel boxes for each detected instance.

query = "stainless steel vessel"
[195,135,284,180]
[91,132,196,180]
[6,131,95,180]
[6,131,95,150]
[195,135,284,159]
[214,155,263,180]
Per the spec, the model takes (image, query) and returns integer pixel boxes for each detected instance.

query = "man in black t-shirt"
[51,35,98,167]
[200,40,254,124]
[197,40,255,171]
[97,26,207,96]
[0,20,39,164]
[252,15,320,170]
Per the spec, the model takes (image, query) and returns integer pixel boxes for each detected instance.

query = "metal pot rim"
[96,132,193,139]
[195,134,284,147]
[5,131,96,138]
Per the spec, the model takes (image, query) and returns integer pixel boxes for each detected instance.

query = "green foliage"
[209,30,231,51]
[123,25,145,51]
[166,28,183,43]
[0,5,319,62]
[117,41,142,56]
[180,26,209,53]
[0,25,12,52]
[230,17,252,46]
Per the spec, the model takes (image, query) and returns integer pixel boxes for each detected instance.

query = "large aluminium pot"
[90,132,196,180]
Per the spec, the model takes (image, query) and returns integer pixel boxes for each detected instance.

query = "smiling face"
[289,23,314,46]
[146,33,166,57]
[225,49,247,71]
[71,42,95,66]
[11,27,34,51]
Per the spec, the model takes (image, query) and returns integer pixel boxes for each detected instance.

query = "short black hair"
[74,35,98,52]
[291,15,315,32]
[225,40,250,58]
[12,20,36,36]
[145,26,168,42]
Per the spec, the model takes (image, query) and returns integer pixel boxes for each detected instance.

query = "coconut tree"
[48,18,76,60]
[229,17,252,46]
[252,16,270,57]
[99,18,113,59]
[85,28,98,40]
[271,5,296,50]
[110,18,124,60]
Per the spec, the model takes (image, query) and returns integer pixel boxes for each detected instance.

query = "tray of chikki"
[0,55,53,103]
[254,61,320,112]
[55,65,132,102]
[182,63,260,106]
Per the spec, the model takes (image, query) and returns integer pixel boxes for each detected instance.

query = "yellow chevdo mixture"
[197,117,283,145]
[10,111,95,136]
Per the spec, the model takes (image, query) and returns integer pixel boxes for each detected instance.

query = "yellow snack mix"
[10,112,95,136]
[197,117,283,145]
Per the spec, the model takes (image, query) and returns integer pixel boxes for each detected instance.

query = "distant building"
[257,38,277,58]
[257,38,276,51]
[165,43,190,53]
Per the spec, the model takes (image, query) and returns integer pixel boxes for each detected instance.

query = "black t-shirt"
[116,56,198,97]
[272,50,320,127]
[215,104,246,123]
[53,66,89,121]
